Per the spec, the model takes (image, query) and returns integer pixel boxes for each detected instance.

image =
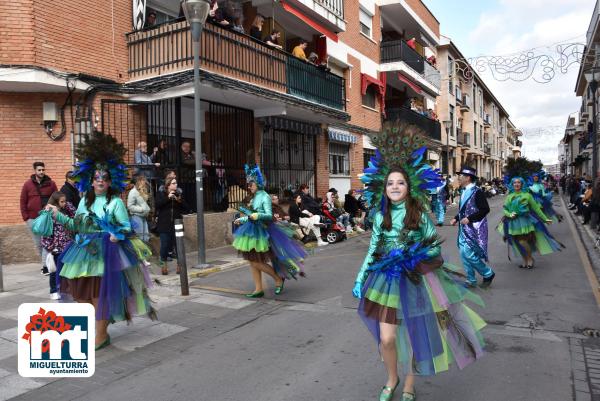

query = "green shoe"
[245,291,264,298]
[274,279,285,295]
[95,335,111,351]
[401,389,416,401]
[379,377,399,401]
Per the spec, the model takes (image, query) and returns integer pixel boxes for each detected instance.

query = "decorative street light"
[584,66,600,180]
[442,120,452,175]
[183,0,211,268]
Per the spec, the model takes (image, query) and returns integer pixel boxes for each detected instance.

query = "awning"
[328,127,357,144]
[280,0,338,42]
[397,73,422,94]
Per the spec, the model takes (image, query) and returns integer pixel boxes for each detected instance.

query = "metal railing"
[385,107,441,141]
[381,40,425,73]
[460,94,472,109]
[458,132,471,146]
[316,0,344,19]
[126,19,345,110]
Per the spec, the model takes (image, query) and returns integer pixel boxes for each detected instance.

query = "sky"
[425,0,595,165]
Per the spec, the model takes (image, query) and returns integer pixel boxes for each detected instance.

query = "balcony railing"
[484,114,491,126]
[460,94,471,110]
[458,132,471,146]
[385,107,441,141]
[316,0,344,19]
[126,19,345,110]
[380,40,440,90]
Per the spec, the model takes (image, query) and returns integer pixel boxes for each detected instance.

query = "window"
[449,105,455,136]
[479,90,483,117]
[359,8,372,38]
[474,122,477,146]
[448,57,454,94]
[329,142,350,175]
[362,84,377,108]
[363,148,376,169]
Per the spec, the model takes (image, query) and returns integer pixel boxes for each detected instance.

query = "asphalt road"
[26,195,600,401]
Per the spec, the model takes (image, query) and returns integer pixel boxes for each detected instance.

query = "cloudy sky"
[426,0,595,164]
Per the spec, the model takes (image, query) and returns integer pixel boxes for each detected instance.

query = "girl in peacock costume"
[232,162,306,298]
[497,173,564,269]
[352,122,486,401]
[529,171,563,223]
[45,131,155,351]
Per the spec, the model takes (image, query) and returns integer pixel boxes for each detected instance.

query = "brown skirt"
[513,231,536,244]
[60,276,102,301]
[240,249,273,264]
[363,297,400,325]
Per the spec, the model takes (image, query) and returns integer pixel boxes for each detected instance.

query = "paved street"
[2,195,600,401]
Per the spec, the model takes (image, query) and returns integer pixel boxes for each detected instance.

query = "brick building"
[2,0,503,262]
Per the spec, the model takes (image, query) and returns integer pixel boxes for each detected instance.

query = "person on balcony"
[249,15,264,41]
[208,0,230,27]
[134,141,160,181]
[265,30,283,50]
[292,40,308,61]
[406,37,417,50]
[144,11,157,29]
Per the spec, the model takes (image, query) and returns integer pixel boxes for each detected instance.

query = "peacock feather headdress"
[72,131,128,193]
[503,157,538,192]
[361,121,443,214]
[244,163,265,189]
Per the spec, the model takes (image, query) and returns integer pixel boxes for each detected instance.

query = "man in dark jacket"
[450,166,495,288]
[298,184,322,215]
[20,162,58,275]
[60,170,81,208]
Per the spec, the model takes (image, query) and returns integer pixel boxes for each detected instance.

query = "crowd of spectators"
[563,174,600,230]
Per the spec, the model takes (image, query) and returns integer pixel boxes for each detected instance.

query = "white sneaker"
[142,260,151,267]
[355,226,365,233]
[50,292,61,300]
[317,240,329,246]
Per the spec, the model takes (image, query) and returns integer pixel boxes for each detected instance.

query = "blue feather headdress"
[244,163,265,189]
[72,131,129,193]
[503,175,531,192]
[361,122,443,214]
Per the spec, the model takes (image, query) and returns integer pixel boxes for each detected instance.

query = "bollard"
[0,254,3,292]
[174,219,189,296]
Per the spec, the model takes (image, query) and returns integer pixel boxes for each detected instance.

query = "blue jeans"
[159,232,176,262]
[131,215,150,242]
[459,238,494,284]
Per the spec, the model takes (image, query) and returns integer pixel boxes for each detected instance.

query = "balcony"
[385,107,441,141]
[126,19,346,111]
[380,40,440,90]
[484,143,492,154]
[457,131,471,147]
[459,95,471,111]
[484,114,491,127]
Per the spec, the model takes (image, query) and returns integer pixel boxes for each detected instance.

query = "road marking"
[189,285,248,295]
[560,195,600,309]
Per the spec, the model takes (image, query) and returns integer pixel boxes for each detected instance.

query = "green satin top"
[529,182,546,197]
[503,191,549,221]
[355,201,441,284]
[56,194,131,233]
[238,190,273,224]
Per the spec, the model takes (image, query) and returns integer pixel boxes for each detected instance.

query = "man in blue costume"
[450,166,496,288]
[430,177,448,226]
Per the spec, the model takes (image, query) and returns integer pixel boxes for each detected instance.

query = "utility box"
[43,102,58,122]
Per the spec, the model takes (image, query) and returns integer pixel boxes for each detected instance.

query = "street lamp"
[584,66,600,180]
[442,120,452,175]
[183,0,211,268]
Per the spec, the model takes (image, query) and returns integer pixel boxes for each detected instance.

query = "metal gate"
[261,121,317,198]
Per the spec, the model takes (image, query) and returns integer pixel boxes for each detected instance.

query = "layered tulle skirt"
[497,212,564,258]
[358,255,486,376]
[58,232,155,322]
[233,220,307,279]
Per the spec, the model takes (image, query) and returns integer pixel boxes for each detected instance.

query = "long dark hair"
[47,191,66,208]
[381,166,424,231]
[84,171,115,210]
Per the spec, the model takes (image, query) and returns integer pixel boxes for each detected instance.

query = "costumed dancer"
[450,166,495,288]
[530,171,563,222]
[352,122,486,401]
[233,162,307,298]
[430,179,447,226]
[497,175,564,269]
[45,131,155,350]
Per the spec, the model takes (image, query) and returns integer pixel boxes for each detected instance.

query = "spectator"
[265,30,283,50]
[128,175,152,243]
[60,170,81,208]
[308,52,319,64]
[154,139,170,167]
[144,11,157,29]
[155,177,189,275]
[231,16,244,34]
[325,189,352,233]
[209,0,230,27]
[298,184,321,215]
[427,54,437,67]
[249,15,264,41]
[289,193,328,246]
[344,189,366,231]
[40,191,75,300]
[20,161,58,275]
[134,141,160,180]
[589,178,600,231]
[407,37,417,50]
[292,40,308,60]
[271,194,289,224]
